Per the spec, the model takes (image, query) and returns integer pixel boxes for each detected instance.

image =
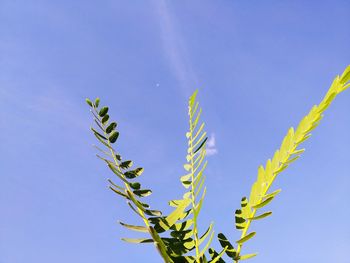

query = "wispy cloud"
[0,84,87,131]
[152,0,198,92]
[206,133,218,156]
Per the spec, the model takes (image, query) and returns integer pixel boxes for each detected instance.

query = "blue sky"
[1,1,350,262]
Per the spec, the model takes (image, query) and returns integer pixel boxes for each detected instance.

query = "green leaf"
[247,211,272,220]
[94,119,104,132]
[217,233,237,259]
[192,108,202,130]
[198,223,213,246]
[252,196,274,209]
[198,230,215,259]
[158,199,191,231]
[129,182,141,190]
[144,209,162,217]
[170,228,192,238]
[94,97,100,107]
[127,202,143,217]
[134,167,144,175]
[286,155,300,165]
[340,65,350,84]
[194,137,208,154]
[208,248,226,263]
[109,186,128,199]
[99,106,108,117]
[91,127,107,140]
[133,189,152,197]
[171,219,193,232]
[148,227,175,263]
[168,199,181,207]
[101,114,109,125]
[106,162,129,184]
[189,90,198,108]
[124,168,144,179]
[241,197,251,219]
[293,148,305,155]
[263,189,281,199]
[180,173,192,188]
[108,179,124,191]
[184,164,191,171]
[235,209,246,230]
[121,238,153,244]
[140,201,150,208]
[119,221,148,233]
[106,122,117,134]
[126,190,146,210]
[275,164,289,174]
[194,187,206,219]
[93,131,109,148]
[239,253,258,260]
[86,98,93,107]
[93,145,111,157]
[120,160,133,169]
[194,176,206,198]
[236,232,256,244]
[115,154,122,161]
[192,123,205,142]
[109,131,119,143]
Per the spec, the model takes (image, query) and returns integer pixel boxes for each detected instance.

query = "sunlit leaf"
[86,98,93,107]
[99,106,108,117]
[236,232,256,244]
[120,160,133,169]
[119,221,148,233]
[106,122,117,134]
[239,253,258,260]
[109,131,119,143]
[252,196,274,209]
[217,233,236,259]
[133,189,152,197]
[101,114,109,125]
[121,238,153,244]
[247,211,272,221]
[129,182,141,190]
[94,97,100,107]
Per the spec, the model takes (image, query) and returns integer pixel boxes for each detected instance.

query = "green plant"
[86,66,350,263]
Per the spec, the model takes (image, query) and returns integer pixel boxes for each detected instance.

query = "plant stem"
[189,110,200,262]
[93,108,172,263]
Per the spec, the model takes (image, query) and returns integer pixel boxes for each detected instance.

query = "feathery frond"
[86,99,174,263]
[217,65,350,262]
[86,65,350,263]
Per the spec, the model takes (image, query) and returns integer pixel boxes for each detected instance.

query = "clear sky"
[1,1,350,263]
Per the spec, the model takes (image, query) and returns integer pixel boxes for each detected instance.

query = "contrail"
[152,0,198,94]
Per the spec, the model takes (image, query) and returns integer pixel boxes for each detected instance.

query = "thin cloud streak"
[152,0,198,92]
[206,133,218,156]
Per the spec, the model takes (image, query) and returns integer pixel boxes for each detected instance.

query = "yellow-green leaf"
[86,98,93,107]
[121,238,153,244]
[159,198,191,231]
[247,211,272,220]
[184,164,191,171]
[94,97,100,107]
[119,221,148,233]
[109,131,119,143]
[106,122,117,134]
[240,253,258,260]
[98,106,108,117]
[252,196,274,209]
[236,232,256,244]
[263,189,281,199]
